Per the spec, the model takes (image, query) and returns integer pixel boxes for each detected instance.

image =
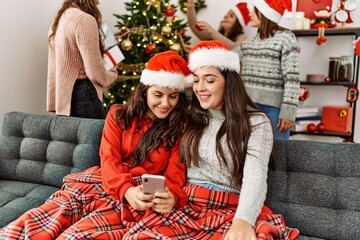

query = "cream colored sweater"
[187,109,273,225]
[47,8,118,116]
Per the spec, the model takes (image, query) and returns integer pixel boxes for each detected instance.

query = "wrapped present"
[322,106,353,133]
[104,45,124,70]
[100,22,118,50]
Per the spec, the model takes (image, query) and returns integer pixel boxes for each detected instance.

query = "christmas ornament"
[121,39,133,51]
[332,0,358,26]
[165,6,175,17]
[145,43,156,54]
[179,0,207,13]
[307,123,317,133]
[299,86,309,101]
[316,123,326,132]
[173,15,181,22]
[311,7,335,45]
[347,85,359,103]
[170,43,181,52]
[195,22,204,31]
[179,28,185,36]
[161,25,172,35]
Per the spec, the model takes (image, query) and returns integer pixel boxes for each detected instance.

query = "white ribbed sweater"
[47,8,118,116]
[187,110,273,225]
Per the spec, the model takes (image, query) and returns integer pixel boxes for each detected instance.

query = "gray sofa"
[0,112,359,239]
[266,140,360,240]
[0,112,104,228]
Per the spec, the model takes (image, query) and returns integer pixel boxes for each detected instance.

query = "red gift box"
[322,106,353,133]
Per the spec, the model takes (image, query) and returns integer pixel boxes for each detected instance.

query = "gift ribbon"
[105,51,117,67]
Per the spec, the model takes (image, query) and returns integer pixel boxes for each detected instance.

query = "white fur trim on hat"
[140,70,189,90]
[188,48,240,73]
[254,0,282,24]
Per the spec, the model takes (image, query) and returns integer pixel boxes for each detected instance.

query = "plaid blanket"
[0,166,299,240]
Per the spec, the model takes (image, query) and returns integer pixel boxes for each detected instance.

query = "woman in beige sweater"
[186,0,250,49]
[47,0,118,118]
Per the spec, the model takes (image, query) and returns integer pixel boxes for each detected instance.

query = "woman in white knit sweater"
[179,40,298,240]
[47,0,118,118]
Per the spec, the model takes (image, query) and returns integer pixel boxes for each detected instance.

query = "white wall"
[0,0,359,142]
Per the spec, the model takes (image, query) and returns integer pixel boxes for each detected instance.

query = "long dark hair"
[48,0,105,55]
[180,70,273,187]
[255,7,286,39]
[219,18,244,42]
[114,83,188,167]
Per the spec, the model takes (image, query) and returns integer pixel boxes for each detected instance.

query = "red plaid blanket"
[0,166,299,240]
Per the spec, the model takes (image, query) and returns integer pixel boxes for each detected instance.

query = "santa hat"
[188,40,240,73]
[232,2,251,26]
[253,0,292,24]
[140,51,192,91]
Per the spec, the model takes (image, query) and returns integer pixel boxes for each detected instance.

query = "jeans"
[257,103,290,140]
[70,79,105,119]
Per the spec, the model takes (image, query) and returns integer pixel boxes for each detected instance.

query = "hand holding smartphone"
[141,174,165,195]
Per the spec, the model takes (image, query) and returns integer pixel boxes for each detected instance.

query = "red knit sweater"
[100,106,188,207]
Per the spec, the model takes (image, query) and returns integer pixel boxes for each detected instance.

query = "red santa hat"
[188,40,240,73]
[140,51,192,90]
[232,2,251,26]
[253,0,292,24]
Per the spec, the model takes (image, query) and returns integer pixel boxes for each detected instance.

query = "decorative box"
[322,106,353,133]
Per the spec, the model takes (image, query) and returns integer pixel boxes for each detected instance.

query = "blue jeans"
[70,79,105,119]
[257,103,290,140]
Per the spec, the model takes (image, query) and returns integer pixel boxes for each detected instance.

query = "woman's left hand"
[224,219,256,240]
[151,187,175,214]
[278,119,293,132]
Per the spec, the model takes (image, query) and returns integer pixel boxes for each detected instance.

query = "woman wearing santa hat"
[186,0,251,49]
[177,40,298,239]
[0,51,192,239]
[235,0,300,140]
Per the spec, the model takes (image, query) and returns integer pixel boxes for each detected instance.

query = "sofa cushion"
[0,112,104,188]
[0,180,59,228]
[266,140,360,240]
[0,112,104,228]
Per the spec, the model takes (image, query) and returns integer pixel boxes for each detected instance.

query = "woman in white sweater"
[179,40,299,240]
[47,0,118,118]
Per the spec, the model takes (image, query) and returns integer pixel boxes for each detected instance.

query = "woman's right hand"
[124,186,154,211]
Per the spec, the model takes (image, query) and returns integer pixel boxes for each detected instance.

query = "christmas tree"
[103,0,192,111]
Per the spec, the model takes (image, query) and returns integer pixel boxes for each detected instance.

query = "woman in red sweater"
[0,51,192,240]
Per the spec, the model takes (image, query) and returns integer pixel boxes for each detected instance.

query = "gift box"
[322,106,353,133]
[104,45,124,70]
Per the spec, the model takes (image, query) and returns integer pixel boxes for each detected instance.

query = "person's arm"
[74,13,118,88]
[234,115,273,225]
[279,32,300,123]
[186,0,211,40]
[100,106,135,201]
[209,31,247,49]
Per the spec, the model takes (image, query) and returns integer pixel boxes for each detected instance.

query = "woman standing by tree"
[47,0,118,119]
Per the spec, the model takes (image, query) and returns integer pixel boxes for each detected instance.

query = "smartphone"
[141,174,165,195]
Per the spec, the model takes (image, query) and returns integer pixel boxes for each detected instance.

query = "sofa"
[0,112,359,239]
[0,111,104,228]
